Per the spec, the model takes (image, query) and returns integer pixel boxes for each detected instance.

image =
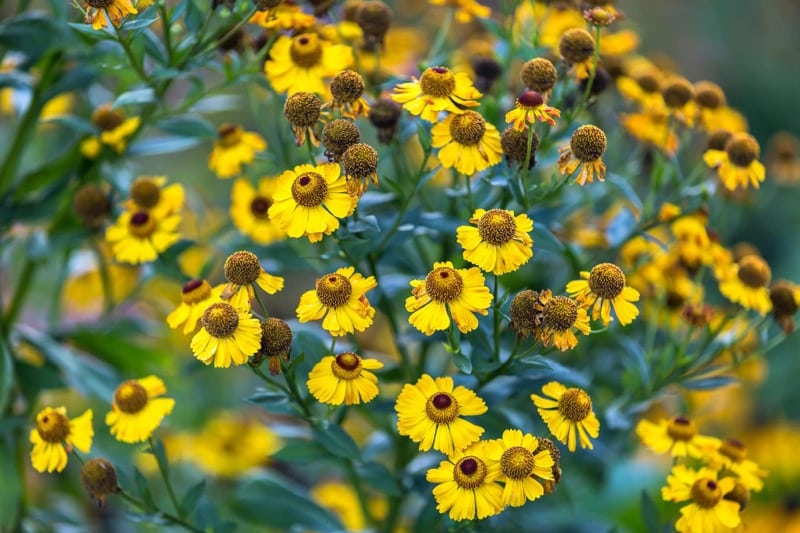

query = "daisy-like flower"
[83,0,137,30]
[661,465,741,533]
[557,124,608,185]
[106,376,175,444]
[307,352,384,406]
[265,32,353,95]
[717,255,772,315]
[536,290,591,351]
[531,381,600,452]
[705,438,768,492]
[431,110,502,175]
[616,72,666,112]
[254,317,294,375]
[296,267,377,337]
[405,261,493,335]
[208,124,267,179]
[166,279,224,335]
[268,163,358,243]
[392,66,482,123]
[425,442,503,522]
[566,262,640,326]
[190,302,263,368]
[620,111,679,156]
[635,416,721,459]
[508,289,544,338]
[485,429,554,507]
[505,90,561,129]
[284,91,325,147]
[456,208,533,276]
[105,209,181,265]
[395,374,487,456]
[220,251,284,311]
[126,176,184,218]
[703,132,766,191]
[559,28,596,80]
[770,280,800,334]
[29,407,93,473]
[428,0,491,23]
[326,69,370,119]
[79,104,140,158]
[229,177,285,245]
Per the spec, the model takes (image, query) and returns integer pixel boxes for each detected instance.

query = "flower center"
[509,289,544,334]
[260,317,293,357]
[290,33,323,68]
[217,124,243,148]
[588,262,626,299]
[770,282,799,316]
[86,0,115,7]
[91,105,124,131]
[477,209,517,245]
[690,478,723,509]
[559,28,595,64]
[202,302,240,338]
[341,143,379,179]
[424,267,464,303]
[419,66,456,98]
[291,172,328,207]
[424,392,460,424]
[518,90,544,108]
[114,381,149,414]
[635,73,661,94]
[181,279,212,304]
[557,388,592,422]
[224,250,262,285]
[249,196,272,218]
[736,255,771,288]
[128,211,156,238]
[330,69,365,104]
[500,446,535,479]
[316,273,353,308]
[571,124,607,162]
[130,178,160,209]
[666,416,697,441]
[719,438,746,463]
[695,81,725,109]
[330,352,363,380]
[449,111,486,146]
[36,409,70,443]
[726,133,760,167]
[543,296,579,331]
[453,456,487,489]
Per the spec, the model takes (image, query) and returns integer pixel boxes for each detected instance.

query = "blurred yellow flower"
[105,209,181,265]
[392,66,481,123]
[428,0,490,23]
[661,465,741,533]
[229,177,285,245]
[265,33,353,95]
[106,376,174,444]
[635,416,721,458]
[208,125,267,179]
[80,104,140,158]
[29,407,93,473]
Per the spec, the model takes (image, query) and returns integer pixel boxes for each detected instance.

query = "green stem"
[117,490,202,533]
[464,173,474,213]
[250,364,292,395]
[305,134,317,165]
[253,289,269,319]
[521,126,535,209]
[2,258,37,334]
[158,1,174,65]
[149,437,182,518]
[90,238,114,317]
[114,25,151,85]
[578,25,602,113]
[345,461,375,527]
[281,358,313,418]
[426,8,454,65]
[492,275,501,362]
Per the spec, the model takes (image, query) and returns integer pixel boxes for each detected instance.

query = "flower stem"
[149,437,182,518]
[253,288,269,319]
[117,490,202,533]
[492,275,502,362]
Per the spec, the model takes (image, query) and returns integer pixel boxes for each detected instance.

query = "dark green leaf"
[0,435,23,530]
[127,136,202,156]
[312,421,360,460]
[681,375,736,390]
[157,116,217,138]
[42,65,97,101]
[0,342,14,427]
[271,441,329,463]
[67,22,114,40]
[0,13,66,61]
[641,490,660,532]
[121,15,159,32]
[246,389,288,406]
[452,351,472,374]
[113,88,156,108]
[180,479,206,516]
[356,461,401,496]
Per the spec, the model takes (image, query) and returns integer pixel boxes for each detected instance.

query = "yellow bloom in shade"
[531,381,600,452]
[105,210,181,265]
[635,416,721,459]
[392,66,481,123]
[425,442,503,522]
[84,0,137,30]
[703,132,766,190]
[220,251,284,311]
[29,407,93,473]
[249,3,316,31]
[79,104,140,158]
[125,175,184,217]
[296,267,377,336]
[229,177,285,245]
[311,481,388,531]
[307,352,384,405]
[268,163,358,243]
[536,290,591,351]
[428,0,491,23]
[717,255,772,315]
[265,33,354,95]
[456,208,533,275]
[406,261,493,335]
[431,110,502,175]
[505,90,561,129]
[620,111,679,156]
[191,302,263,368]
[558,124,607,185]
[566,262,640,326]
[166,279,224,335]
[395,374,487,456]
[705,438,768,492]
[661,465,741,533]
[485,429,554,507]
[209,124,267,179]
[106,376,175,443]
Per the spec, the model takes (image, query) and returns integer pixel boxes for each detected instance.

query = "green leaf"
[451,350,472,374]
[64,323,172,374]
[0,13,66,61]
[157,116,217,138]
[312,421,360,461]
[42,65,97,101]
[114,88,156,108]
[150,438,170,478]
[681,375,736,390]
[641,489,660,532]
[127,136,202,156]
[0,72,32,90]
[180,479,206,516]
[356,461,401,496]
[271,441,329,463]
[0,342,14,416]
[0,434,23,530]
[121,15,160,32]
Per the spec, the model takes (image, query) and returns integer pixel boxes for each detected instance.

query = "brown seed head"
[341,143,379,179]
[695,81,726,109]
[521,57,558,93]
[80,458,119,507]
[662,77,694,108]
[322,119,361,162]
[501,127,538,168]
[559,28,595,64]
[73,184,110,228]
[570,125,607,162]
[284,91,322,127]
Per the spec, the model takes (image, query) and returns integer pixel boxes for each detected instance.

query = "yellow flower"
[29,407,93,473]
[616,73,666,112]
[268,163,358,243]
[431,110,502,175]
[456,208,533,276]
[125,175,184,217]
[705,438,768,492]
[426,441,503,522]
[229,177,285,245]
[307,352,383,405]
[208,124,267,179]
[249,3,316,31]
[557,124,608,185]
[620,111,679,156]
[428,0,491,23]
[190,302,262,368]
[392,66,481,123]
[531,381,599,452]
[485,429,554,507]
[566,262,640,326]
[635,416,721,459]
[105,209,181,265]
[296,267,377,336]
[166,279,224,335]
[83,0,137,30]
[536,290,591,351]
[512,2,584,50]
[220,250,284,311]
[703,132,766,191]
[79,104,140,158]
[106,376,175,443]
[326,69,370,120]
[311,481,388,531]
[717,255,772,315]
[505,90,561,129]
[661,465,741,533]
[395,374,487,456]
[265,33,353,95]
[405,261,493,335]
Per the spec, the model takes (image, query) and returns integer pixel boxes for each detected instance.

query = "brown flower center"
[419,66,456,98]
[330,69,365,104]
[588,262,626,299]
[316,273,353,308]
[330,352,363,380]
[250,196,272,218]
[559,28,595,64]
[128,211,156,239]
[453,456,487,489]
[181,279,212,305]
[291,172,328,207]
[217,124,243,148]
[737,255,771,288]
[726,133,760,167]
[130,177,160,209]
[424,392,460,424]
[571,125,607,162]
[558,388,592,422]
[114,381,149,414]
[690,478,723,509]
[449,111,486,146]
[260,318,293,358]
[543,296,579,331]
[36,409,71,443]
[202,302,240,338]
[477,209,517,245]
[666,416,697,441]
[289,33,323,68]
[719,438,746,463]
[224,250,262,285]
[90,104,124,130]
[500,446,535,479]
[424,266,464,303]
